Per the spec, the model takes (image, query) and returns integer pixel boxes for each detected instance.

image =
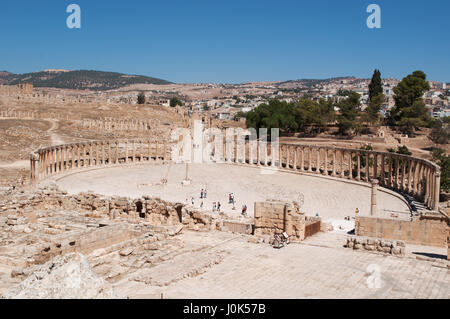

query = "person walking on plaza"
[217,201,221,212]
[242,204,247,216]
[200,189,204,199]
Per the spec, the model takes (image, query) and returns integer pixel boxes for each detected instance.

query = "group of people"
[228,193,235,205]
[188,189,246,216]
[212,201,221,212]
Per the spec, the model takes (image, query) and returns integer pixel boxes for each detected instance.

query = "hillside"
[0,70,171,91]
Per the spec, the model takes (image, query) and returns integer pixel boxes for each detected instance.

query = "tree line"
[245,69,443,138]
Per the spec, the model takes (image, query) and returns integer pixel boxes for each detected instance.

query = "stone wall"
[355,214,448,247]
[0,186,226,233]
[345,236,405,256]
[254,200,306,242]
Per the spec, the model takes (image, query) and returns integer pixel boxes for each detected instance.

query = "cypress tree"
[368,69,383,102]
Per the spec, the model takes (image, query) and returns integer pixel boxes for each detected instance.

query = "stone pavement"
[52,163,410,220]
[113,231,449,299]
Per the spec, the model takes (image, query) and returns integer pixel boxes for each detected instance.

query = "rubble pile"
[3,253,115,299]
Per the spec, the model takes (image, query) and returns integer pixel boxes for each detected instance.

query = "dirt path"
[47,119,65,146]
[0,119,65,169]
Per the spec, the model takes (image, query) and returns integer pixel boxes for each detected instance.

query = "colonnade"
[78,118,151,131]
[30,139,441,211]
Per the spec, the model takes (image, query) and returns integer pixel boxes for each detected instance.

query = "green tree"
[364,93,385,125]
[430,120,450,145]
[390,70,431,134]
[170,97,182,107]
[337,91,360,135]
[368,69,383,102]
[296,98,334,134]
[387,145,412,156]
[245,99,302,135]
[137,92,146,104]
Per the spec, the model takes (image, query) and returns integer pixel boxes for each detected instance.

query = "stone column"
[293,146,297,170]
[285,146,290,169]
[424,167,430,204]
[300,147,304,171]
[108,142,112,165]
[49,148,53,174]
[316,148,320,174]
[406,159,413,194]
[401,159,407,192]
[332,149,336,176]
[89,143,93,166]
[96,143,99,166]
[256,140,260,166]
[413,161,420,196]
[101,142,105,165]
[115,142,119,164]
[156,142,159,161]
[365,153,370,182]
[70,146,74,169]
[82,144,86,167]
[388,155,393,188]
[348,152,352,179]
[323,149,328,175]
[357,153,361,181]
[132,141,136,162]
[61,146,65,172]
[163,143,167,161]
[395,156,400,190]
[434,170,441,211]
[370,179,379,216]
[308,147,312,172]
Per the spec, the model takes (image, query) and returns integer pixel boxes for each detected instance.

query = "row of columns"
[0,110,38,119]
[32,140,168,181]
[277,145,440,210]
[30,139,441,211]
[79,118,150,131]
[209,138,441,210]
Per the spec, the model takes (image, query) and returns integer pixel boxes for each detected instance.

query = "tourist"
[212,202,216,211]
[228,193,232,204]
[204,190,207,198]
[217,202,221,212]
[191,197,195,205]
[200,189,204,199]
[242,204,247,216]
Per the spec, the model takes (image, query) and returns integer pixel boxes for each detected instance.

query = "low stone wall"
[0,186,234,234]
[355,214,448,247]
[254,200,306,242]
[31,223,134,265]
[345,236,405,256]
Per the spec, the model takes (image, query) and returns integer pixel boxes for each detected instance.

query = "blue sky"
[0,0,449,83]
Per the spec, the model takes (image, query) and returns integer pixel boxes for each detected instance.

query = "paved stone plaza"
[51,163,410,221]
[113,231,449,299]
